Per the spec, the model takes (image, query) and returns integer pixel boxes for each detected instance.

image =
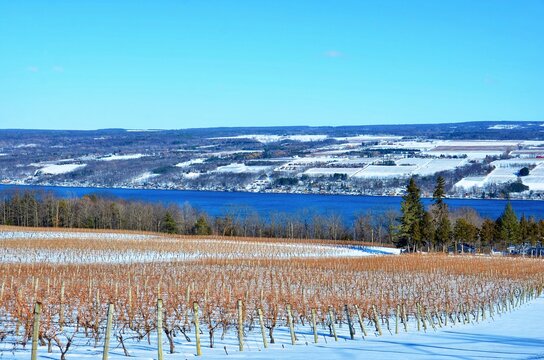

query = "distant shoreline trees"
[0,185,543,253]
[397,176,544,253]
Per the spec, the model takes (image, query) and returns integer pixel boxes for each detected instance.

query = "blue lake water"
[0,185,542,222]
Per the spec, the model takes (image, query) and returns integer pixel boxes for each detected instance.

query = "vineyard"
[0,228,543,359]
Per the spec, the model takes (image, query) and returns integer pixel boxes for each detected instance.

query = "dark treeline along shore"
[1,176,542,254]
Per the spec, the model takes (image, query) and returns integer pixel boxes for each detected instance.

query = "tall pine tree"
[432,176,451,252]
[497,202,521,247]
[398,177,424,251]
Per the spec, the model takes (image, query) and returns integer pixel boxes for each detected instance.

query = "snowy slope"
[3,296,543,359]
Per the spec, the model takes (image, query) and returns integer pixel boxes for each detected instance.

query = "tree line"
[398,176,544,252]
[0,183,543,252]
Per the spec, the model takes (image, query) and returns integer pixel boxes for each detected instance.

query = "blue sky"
[0,0,543,130]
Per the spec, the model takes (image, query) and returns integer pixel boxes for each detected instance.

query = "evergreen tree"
[398,177,424,251]
[421,211,435,251]
[193,215,212,235]
[432,176,451,252]
[497,202,520,246]
[479,218,497,251]
[520,215,529,243]
[433,176,447,206]
[161,212,178,234]
[527,217,539,246]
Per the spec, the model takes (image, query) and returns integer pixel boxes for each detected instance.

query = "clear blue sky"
[0,0,543,130]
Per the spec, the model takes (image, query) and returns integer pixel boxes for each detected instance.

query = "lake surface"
[1,184,543,222]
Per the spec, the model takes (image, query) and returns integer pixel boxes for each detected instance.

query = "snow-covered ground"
[523,163,544,191]
[352,165,418,178]
[0,231,158,240]
[488,124,522,130]
[304,167,364,177]
[455,159,544,191]
[34,163,87,175]
[0,230,400,264]
[98,154,147,161]
[2,294,542,359]
[214,163,271,174]
[132,172,160,184]
[175,158,206,168]
[211,135,329,143]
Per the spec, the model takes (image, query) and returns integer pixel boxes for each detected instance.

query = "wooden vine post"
[402,303,408,332]
[395,304,400,334]
[193,302,202,356]
[286,304,296,345]
[237,299,244,352]
[157,299,164,360]
[59,281,65,331]
[354,304,368,337]
[372,304,382,336]
[344,305,355,340]
[102,303,114,360]
[311,308,318,343]
[257,308,268,348]
[31,302,41,360]
[328,306,338,341]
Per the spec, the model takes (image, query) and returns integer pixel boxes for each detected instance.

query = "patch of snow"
[98,154,147,161]
[125,129,161,132]
[35,164,87,175]
[215,163,270,174]
[352,165,418,178]
[209,150,263,157]
[488,124,521,130]
[334,134,403,142]
[454,176,487,190]
[132,172,159,184]
[181,172,202,179]
[175,158,205,168]
[211,134,329,143]
[14,143,38,148]
[304,167,363,177]
[522,163,544,191]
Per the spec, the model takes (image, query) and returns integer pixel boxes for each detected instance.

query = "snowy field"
[303,167,364,177]
[210,135,329,143]
[214,163,271,174]
[98,154,147,161]
[455,159,544,191]
[0,230,400,264]
[35,163,87,175]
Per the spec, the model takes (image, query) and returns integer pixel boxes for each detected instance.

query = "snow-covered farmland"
[352,165,418,178]
[454,176,488,190]
[215,163,271,174]
[303,167,363,177]
[334,134,403,142]
[0,230,400,264]
[175,158,206,167]
[208,150,263,157]
[98,154,147,161]
[211,134,329,143]
[132,171,159,184]
[488,124,522,130]
[34,163,86,175]
[522,163,544,191]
